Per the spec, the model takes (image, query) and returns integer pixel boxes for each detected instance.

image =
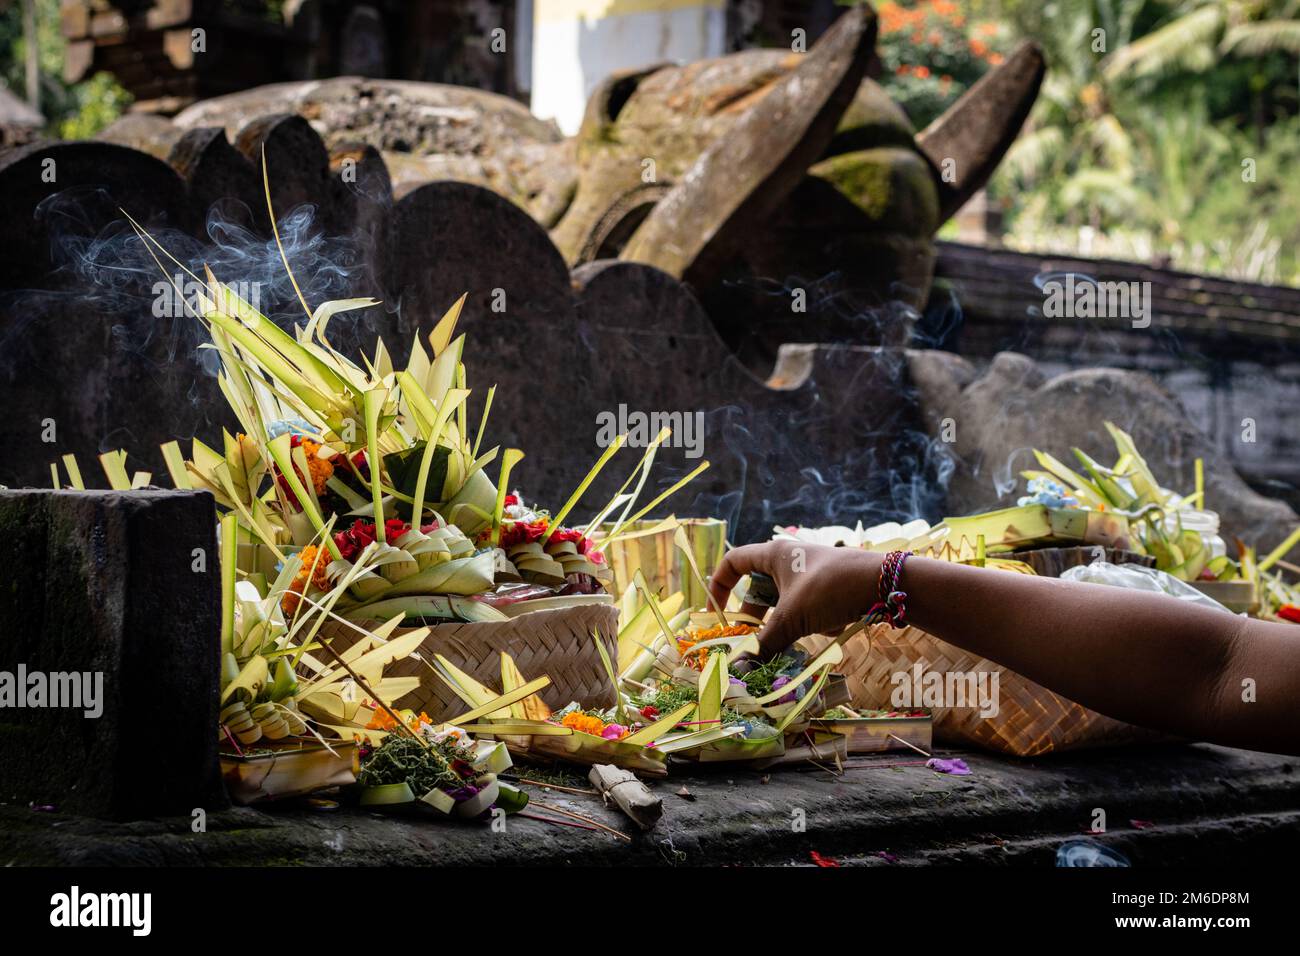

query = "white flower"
[772,519,932,552]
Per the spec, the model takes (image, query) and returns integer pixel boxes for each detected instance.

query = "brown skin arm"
[709,541,1300,756]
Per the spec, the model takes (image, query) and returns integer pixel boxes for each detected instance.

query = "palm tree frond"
[1001,125,1067,182]
[1103,5,1227,81]
[1221,20,1300,57]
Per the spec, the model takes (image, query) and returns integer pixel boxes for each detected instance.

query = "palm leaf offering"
[625,608,851,764]
[54,161,717,816]
[427,649,684,776]
[911,421,1300,618]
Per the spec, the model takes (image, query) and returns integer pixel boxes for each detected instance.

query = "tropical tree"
[0,0,132,137]
[1104,0,1300,79]
[982,0,1299,280]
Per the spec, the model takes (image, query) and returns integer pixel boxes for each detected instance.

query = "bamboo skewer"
[889,733,932,757]
[510,777,598,797]
[531,799,631,842]
[1274,558,1300,576]
[518,811,600,834]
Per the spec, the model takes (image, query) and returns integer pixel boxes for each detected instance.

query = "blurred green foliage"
[0,0,132,139]
[859,0,1300,283]
[870,0,1017,127]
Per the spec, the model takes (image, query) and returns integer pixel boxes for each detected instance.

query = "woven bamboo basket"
[806,623,1164,757]
[321,603,621,724]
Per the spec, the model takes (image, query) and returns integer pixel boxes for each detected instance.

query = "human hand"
[708,541,882,656]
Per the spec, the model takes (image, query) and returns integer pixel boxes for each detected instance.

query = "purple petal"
[926,757,971,776]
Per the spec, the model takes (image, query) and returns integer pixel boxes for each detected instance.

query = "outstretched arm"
[709,542,1300,756]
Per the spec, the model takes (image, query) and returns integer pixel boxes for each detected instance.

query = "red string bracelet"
[864,550,911,629]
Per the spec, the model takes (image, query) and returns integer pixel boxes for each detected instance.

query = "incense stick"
[518,811,600,834]
[531,799,631,842]
[511,778,598,797]
[888,733,931,757]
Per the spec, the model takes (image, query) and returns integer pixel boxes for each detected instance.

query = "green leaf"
[384,443,451,521]
[495,782,530,815]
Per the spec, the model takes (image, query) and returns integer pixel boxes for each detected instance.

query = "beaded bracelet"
[864,550,912,629]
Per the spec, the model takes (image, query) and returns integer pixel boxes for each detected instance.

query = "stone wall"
[0,489,224,818]
[928,241,1300,511]
[0,113,1295,550]
[0,118,945,545]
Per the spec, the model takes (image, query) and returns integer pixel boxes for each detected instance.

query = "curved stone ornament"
[617,6,877,290]
[917,40,1046,222]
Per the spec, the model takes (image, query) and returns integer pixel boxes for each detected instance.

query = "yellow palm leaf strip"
[582,427,671,538]
[160,441,192,489]
[594,461,710,552]
[446,676,553,725]
[675,524,726,626]
[220,512,239,656]
[471,385,496,461]
[97,450,129,490]
[622,703,696,746]
[261,146,314,324]
[363,389,390,541]
[307,620,428,748]
[490,449,526,547]
[428,293,467,358]
[267,433,341,559]
[1260,525,1300,573]
[541,433,628,544]
[62,454,85,490]
[632,569,678,648]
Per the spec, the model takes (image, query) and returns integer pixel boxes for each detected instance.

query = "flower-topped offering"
[484,492,608,589]
[355,719,524,819]
[773,519,934,552]
[48,176,713,807]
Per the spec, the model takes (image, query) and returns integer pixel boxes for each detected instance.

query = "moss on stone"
[808,148,940,238]
[831,79,917,152]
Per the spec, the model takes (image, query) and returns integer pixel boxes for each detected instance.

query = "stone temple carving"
[2,6,1292,548]
[100,8,1044,362]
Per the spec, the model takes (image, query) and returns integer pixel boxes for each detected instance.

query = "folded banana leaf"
[221,740,359,805]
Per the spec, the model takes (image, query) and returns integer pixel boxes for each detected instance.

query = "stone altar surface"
[4,744,1295,867]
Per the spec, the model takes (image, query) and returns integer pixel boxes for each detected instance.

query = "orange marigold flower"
[688,623,759,642]
[878,1,905,32]
[298,544,331,592]
[281,545,331,615]
[676,637,704,669]
[281,579,305,616]
[914,65,931,79]
[300,439,335,495]
[970,38,988,57]
[366,708,400,731]
[677,622,758,670]
[365,707,430,732]
[562,712,607,736]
